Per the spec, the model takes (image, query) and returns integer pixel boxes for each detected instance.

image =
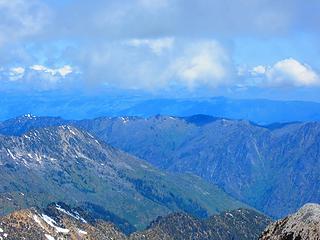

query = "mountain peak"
[22,113,37,119]
[260,203,320,240]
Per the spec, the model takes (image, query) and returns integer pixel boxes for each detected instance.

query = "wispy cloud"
[126,37,174,55]
[0,0,50,46]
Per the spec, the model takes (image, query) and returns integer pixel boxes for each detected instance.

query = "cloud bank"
[0,0,320,96]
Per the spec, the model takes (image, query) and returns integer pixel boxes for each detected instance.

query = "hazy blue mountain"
[1,114,320,219]
[73,115,320,219]
[2,92,320,123]
[0,124,248,230]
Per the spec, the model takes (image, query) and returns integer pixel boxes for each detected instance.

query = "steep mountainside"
[1,115,319,218]
[73,115,320,218]
[0,125,247,230]
[131,208,271,240]
[260,203,320,240]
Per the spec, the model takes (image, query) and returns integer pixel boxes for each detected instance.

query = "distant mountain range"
[74,115,320,219]
[0,123,248,231]
[1,114,319,219]
[2,93,320,124]
[0,202,271,240]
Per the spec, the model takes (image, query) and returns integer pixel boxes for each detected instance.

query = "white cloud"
[266,58,319,87]
[247,58,320,87]
[0,64,75,90]
[30,65,73,78]
[57,65,73,77]
[251,65,266,75]
[8,67,25,81]
[73,39,233,91]
[170,41,231,88]
[10,67,25,75]
[126,37,174,55]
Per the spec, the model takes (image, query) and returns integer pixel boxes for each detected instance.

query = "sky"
[1,0,320,101]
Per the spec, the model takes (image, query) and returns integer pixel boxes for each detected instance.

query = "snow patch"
[120,117,129,124]
[41,214,70,234]
[67,126,76,135]
[7,149,16,160]
[24,135,31,140]
[78,229,87,235]
[24,114,36,119]
[33,215,45,229]
[55,204,87,223]
[45,234,55,240]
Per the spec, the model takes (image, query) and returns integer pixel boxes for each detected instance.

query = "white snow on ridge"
[45,234,55,240]
[120,117,129,124]
[226,213,234,217]
[33,215,45,229]
[78,229,87,235]
[41,214,70,234]
[7,149,16,160]
[55,204,87,223]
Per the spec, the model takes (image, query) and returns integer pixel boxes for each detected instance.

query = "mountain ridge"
[0,124,249,230]
[0,202,271,240]
[1,114,319,219]
[260,203,320,240]
[2,94,320,123]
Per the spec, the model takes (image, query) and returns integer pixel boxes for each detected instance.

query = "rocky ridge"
[260,203,320,240]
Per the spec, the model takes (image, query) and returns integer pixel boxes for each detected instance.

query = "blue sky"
[1,0,320,101]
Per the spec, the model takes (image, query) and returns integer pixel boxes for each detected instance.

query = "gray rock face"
[260,203,320,240]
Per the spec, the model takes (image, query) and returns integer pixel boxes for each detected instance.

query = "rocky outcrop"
[131,208,271,240]
[0,204,271,240]
[260,203,320,240]
[0,203,127,240]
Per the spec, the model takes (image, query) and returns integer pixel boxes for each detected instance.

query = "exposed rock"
[131,208,271,240]
[0,203,126,240]
[260,203,320,240]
